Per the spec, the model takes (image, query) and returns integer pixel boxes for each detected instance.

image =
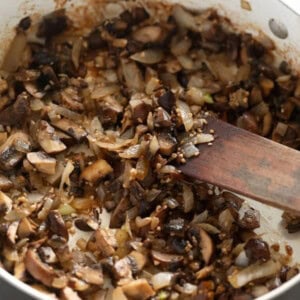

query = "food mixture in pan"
[0,2,299,299]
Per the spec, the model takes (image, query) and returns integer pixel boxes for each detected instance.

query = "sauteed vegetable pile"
[0,2,299,299]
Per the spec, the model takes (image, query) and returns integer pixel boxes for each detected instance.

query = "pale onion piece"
[252,285,270,298]
[195,265,214,280]
[91,84,120,99]
[59,160,74,191]
[172,5,197,31]
[151,272,174,290]
[171,36,192,56]
[159,165,180,175]
[111,287,128,300]
[192,210,208,224]
[24,82,45,99]
[88,117,104,134]
[183,184,194,213]
[177,55,194,70]
[186,87,213,106]
[88,134,138,151]
[119,144,142,159]
[133,26,163,43]
[191,133,214,145]
[199,223,220,234]
[182,142,199,158]
[0,191,12,215]
[49,103,82,121]
[235,250,250,267]
[58,203,76,216]
[218,209,235,232]
[30,99,45,111]
[37,197,54,220]
[176,100,194,131]
[81,159,113,183]
[71,37,83,69]
[121,60,144,92]
[228,260,281,288]
[175,283,197,295]
[149,135,160,156]
[205,55,238,83]
[27,192,44,204]
[131,49,164,65]
[2,32,27,73]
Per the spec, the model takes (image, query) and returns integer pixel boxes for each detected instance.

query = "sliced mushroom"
[61,287,82,300]
[36,120,67,154]
[75,265,103,285]
[151,250,184,265]
[7,221,19,244]
[110,197,130,228]
[97,96,123,126]
[153,107,172,128]
[0,191,12,216]
[15,69,41,82]
[47,211,68,240]
[51,118,87,142]
[17,217,36,239]
[38,246,58,264]
[114,257,133,280]
[0,174,13,191]
[122,279,155,300]
[157,132,177,156]
[37,9,68,38]
[81,159,113,183]
[94,229,117,257]
[74,217,99,232]
[27,152,57,175]
[60,87,84,112]
[0,92,31,126]
[0,132,31,170]
[25,249,56,287]
[130,94,152,124]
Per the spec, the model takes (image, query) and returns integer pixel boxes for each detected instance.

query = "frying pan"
[0,0,299,299]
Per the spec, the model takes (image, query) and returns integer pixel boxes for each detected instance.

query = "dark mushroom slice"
[97,96,123,126]
[130,94,152,124]
[0,132,31,170]
[80,159,113,183]
[244,238,271,263]
[47,211,68,240]
[0,92,31,126]
[158,90,176,113]
[153,107,172,128]
[36,120,67,154]
[122,279,155,300]
[37,9,69,38]
[26,152,57,175]
[25,249,56,287]
[74,217,99,232]
[51,118,87,142]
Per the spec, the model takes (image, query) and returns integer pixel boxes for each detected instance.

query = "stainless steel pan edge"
[0,1,300,299]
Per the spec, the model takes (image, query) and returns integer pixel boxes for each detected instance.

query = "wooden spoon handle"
[179,117,300,214]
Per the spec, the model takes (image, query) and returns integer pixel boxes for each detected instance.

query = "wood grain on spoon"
[179,116,300,214]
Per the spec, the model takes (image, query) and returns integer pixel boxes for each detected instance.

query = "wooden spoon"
[179,116,300,214]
